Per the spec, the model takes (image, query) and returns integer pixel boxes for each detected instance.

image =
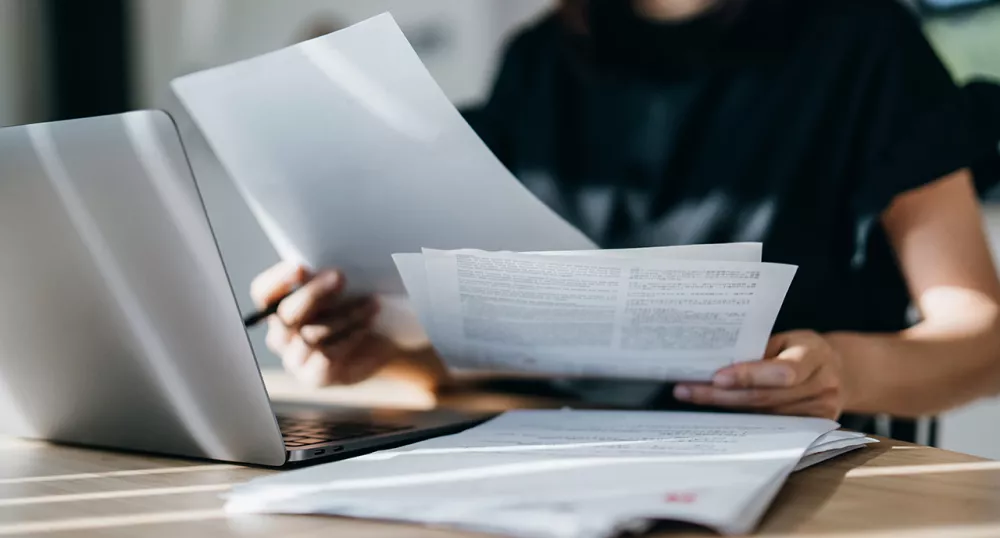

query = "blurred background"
[0,0,999,456]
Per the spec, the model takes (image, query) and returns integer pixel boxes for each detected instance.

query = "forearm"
[377,345,450,392]
[830,317,1000,417]
[855,170,1000,417]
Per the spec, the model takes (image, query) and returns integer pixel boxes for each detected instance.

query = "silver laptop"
[0,110,484,466]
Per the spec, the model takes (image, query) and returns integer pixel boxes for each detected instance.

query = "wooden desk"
[1,374,999,537]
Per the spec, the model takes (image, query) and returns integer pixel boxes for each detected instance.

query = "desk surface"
[2,375,999,537]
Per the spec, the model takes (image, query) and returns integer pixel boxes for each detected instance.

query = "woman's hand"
[673,331,848,419]
[250,262,397,388]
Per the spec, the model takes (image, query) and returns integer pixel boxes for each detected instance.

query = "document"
[394,243,763,345]
[796,431,877,472]
[171,13,595,296]
[225,410,872,538]
[395,248,796,381]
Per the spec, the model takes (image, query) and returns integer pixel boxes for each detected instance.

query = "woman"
[252,0,1000,421]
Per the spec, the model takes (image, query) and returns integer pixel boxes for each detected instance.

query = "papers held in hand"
[172,12,798,380]
[394,245,797,382]
[172,13,594,298]
[225,410,877,537]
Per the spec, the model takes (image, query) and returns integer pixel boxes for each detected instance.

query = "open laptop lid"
[0,110,286,466]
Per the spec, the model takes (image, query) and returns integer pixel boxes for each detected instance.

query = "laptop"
[0,110,485,467]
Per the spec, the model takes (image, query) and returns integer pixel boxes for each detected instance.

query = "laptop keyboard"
[276,416,412,448]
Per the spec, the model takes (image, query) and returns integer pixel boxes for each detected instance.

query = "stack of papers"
[394,246,796,382]
[226,411,876,537]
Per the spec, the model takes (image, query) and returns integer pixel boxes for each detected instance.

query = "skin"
[633,0,722,20]
[558,0,722,32]
[250,266,446,391]
[253,1,1000,419]
[675,169,1000,419]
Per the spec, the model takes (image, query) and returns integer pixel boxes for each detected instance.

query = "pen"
[243,290,295,328]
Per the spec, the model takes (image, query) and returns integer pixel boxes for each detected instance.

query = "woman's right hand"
[250,262,398,387]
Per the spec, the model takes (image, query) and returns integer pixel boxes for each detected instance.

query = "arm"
[674,169,1000,419]
[834,168,1000,417]
[377,346,450,392]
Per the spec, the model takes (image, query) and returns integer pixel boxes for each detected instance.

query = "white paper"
[737,432,877,526]
[806,430,869,454]
[403,249,795,381]
[225,410,839,538]
[533,243,763,262]
[393,243,765,355]
[795,431,879,472]
[172,13,595,296]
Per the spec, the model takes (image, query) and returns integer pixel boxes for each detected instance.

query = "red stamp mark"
[664,492,698,504]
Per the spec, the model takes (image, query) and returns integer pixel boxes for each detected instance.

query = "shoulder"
[739,0,928,70]
[487,13,564,95]
[798,0,918,23]
[765,0,940,81]
[497,14,563,63]
[794,0,925,42]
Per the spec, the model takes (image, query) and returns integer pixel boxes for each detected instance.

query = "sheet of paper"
[533,243,762,262]
[172,13,595,296]
[408,249,796,381]
[393,243,764,354]
[806,430,869,454]
[226,410,838,537]
[795,431,879,472]
[795,445,866,472]
[677,429,876,538]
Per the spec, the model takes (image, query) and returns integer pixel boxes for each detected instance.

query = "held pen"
[242,290,295,328]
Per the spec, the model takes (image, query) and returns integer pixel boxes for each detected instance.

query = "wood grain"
[0,375,996,537]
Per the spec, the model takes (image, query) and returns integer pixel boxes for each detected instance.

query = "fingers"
[279,335,314,372]
[276,302,386,387]
[277,300,383,386]
[251,262,311,309]
[764,332,788,358]
[283,333,360,387]
[297,298,379,347]
[714,332,826,390]
[276,270,345,327]
[675,331,830,408]
[263,291,377,357]
[672,384,839,419]
[290,333,389,387]
[335,336,394,385]
[673,331,845,419]
[762,330,814,358]
[769,398,842,419]
[713,354,819,390]
[253,264,392,388]
[265,317,293,355]
[674,376,822,409]
[297,348,343,388]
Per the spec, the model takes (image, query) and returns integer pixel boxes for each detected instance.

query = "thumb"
[764,332,789,359]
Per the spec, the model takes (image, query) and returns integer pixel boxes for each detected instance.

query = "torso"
[471,0,964,335]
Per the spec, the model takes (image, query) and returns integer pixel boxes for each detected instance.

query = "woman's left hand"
[673,331,848,419]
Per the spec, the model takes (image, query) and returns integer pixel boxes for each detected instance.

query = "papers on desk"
[394,245,797,382]
[796,430,875,472]
[171,13,594,297]
[225,411,876,538]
